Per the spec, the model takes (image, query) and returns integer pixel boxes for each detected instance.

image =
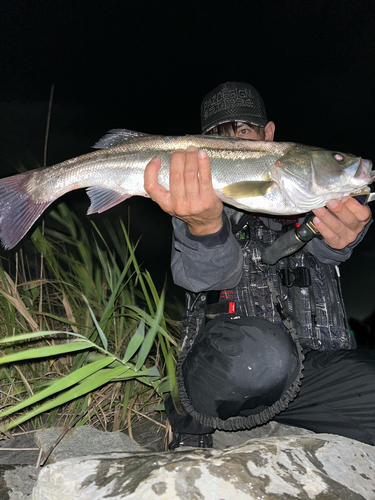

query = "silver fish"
[0,129,373,249]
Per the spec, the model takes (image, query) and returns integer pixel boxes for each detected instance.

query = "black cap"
[200,81,268,134]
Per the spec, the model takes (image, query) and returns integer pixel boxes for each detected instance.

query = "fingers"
[312,213,344,248]
[144,156,161,194]
[144,157,171,212]
[169,147,199,211]
[312,198,372,249]
[337,197,372,224]
[144,147,223,235]
[169,147,218,215]
[197,149,215,195]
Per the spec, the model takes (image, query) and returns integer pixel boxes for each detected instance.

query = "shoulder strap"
[231,213,255,233]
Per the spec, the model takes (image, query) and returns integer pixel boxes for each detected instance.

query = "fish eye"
[333,153,344,162]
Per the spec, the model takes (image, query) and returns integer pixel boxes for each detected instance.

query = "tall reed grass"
[0,203,180,434]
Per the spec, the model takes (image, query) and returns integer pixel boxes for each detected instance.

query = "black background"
[1,0,374,321]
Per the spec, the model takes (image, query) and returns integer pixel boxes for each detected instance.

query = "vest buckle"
[279,267,312,287]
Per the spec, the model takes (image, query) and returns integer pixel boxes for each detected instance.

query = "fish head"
[310,149,374,193]
[274,145,374,212]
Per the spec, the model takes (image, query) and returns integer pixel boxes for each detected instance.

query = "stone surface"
[34,426,143,463]
[128,415,166,452]
[1,426,143,499]
[0,434,39,465]
[1,423,374,499]
[0,433,41,500]
[2,466,40,500]
[213,420,315,449]
[32,434,375,500]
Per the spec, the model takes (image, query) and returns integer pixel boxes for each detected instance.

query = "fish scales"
[28,137,286,202]
[0,129,373,249]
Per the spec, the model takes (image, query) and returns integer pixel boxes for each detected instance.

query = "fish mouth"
[358,159,374,180]
[351,159,375,188]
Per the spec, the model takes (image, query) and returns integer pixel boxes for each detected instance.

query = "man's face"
[230,122,265,140]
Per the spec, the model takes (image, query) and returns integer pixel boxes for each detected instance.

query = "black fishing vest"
[229,217,354,351]
[182,216,354,353]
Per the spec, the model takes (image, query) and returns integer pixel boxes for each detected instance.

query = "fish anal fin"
[86,187,131,214]
[222,181,275,198]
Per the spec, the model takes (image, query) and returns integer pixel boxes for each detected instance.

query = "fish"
[0,129,373,250]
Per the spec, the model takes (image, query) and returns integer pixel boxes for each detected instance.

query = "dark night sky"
[0,0,375,319]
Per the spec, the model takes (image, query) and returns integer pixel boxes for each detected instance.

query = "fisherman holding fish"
[144,82,375,449]
[0,81,374,448]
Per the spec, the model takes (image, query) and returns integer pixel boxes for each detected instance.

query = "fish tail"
[0,172,53,249]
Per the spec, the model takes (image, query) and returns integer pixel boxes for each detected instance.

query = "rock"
[34,426,144,463]
[0,433,41,500]
[0,426,143,499]
[32,434,375,500]
[1,465,40,500]
[128,415,166,452]
[0,434,39,465]
[213,420,316,449]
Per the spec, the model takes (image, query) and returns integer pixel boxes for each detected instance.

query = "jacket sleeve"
[170,212,243,292]
[305,219,373,265]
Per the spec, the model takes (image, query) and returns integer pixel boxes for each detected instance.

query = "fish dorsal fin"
[86,187,131,214]
[92,129,155,149]
[222,181,275,198]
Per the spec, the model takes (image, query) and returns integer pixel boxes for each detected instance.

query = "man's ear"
[264,121,275,141]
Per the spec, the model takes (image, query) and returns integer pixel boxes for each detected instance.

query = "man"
[145,82,375,449]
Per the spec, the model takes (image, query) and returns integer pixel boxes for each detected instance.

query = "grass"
[0,202,181,436]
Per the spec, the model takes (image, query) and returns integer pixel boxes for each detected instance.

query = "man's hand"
[144,146,224,235]
[312,197,372,249]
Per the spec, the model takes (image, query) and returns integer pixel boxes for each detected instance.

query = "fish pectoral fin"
[86,187,131,214]
[222,181,275,198]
